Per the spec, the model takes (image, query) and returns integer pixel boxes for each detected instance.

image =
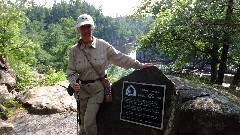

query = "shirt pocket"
[92,55,106,68]
[75,58,86,70]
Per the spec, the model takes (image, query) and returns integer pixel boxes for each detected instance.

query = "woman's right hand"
[71,82,80,91]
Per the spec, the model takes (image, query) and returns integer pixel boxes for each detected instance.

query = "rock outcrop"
[169,76,240,135]
[16,81,77,114]
[0,54,16,102]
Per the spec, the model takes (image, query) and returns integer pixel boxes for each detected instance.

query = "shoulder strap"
[78,40,103,78]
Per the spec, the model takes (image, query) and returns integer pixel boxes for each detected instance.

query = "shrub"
[45,66,66,85]
[14,63,39,91]
[0,99,23,119]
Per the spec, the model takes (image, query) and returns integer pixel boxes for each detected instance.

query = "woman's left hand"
[143,63,154,68]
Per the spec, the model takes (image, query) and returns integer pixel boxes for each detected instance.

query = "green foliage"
[21,0,144,73]
[0,0,149,92]
[6,40,39,67]
[159,63,178,74]
[0,99,23,119]
[107,65,133,83]
[0,0,30,55]
[45,67,66,86]
[13,63,40,91]
[0,108,13,119]
[134,0,240,84]
[13,64,66,91]
[2,99,22,108]
[0,0,40,78]
[183,74,211,85]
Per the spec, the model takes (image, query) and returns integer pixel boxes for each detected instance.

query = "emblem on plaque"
[126,85,136,96]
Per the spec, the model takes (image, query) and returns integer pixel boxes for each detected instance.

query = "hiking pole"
[76,91,80,134]
[76,79,81,135]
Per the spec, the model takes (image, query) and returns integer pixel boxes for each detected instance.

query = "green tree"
[134,0,240,85]
[0,0,44,92]
[24,0,144,72]
[0,0,39,66]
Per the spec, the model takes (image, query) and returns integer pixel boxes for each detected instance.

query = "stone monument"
[97,66,181,135]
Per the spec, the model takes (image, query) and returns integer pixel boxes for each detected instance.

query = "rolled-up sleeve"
[66,47,78,85]
[107,45,144,70]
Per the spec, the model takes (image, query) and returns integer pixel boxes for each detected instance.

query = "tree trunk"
[216,0,233,85]
[210,61,218,83]
[217,34,229,84]
[210,33,219,83]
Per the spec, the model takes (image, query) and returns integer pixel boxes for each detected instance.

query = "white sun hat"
[75,14,95,31]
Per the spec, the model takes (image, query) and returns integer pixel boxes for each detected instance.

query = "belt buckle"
[81,79,95,84]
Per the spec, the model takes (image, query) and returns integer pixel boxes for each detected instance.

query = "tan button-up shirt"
[66,37,144,85]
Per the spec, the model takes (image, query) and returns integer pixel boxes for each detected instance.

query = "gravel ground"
[4,111,81,135]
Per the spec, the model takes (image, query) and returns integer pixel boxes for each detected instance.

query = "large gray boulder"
[16,81,77,114]
[97,66,181,135]
[169,76,240,135]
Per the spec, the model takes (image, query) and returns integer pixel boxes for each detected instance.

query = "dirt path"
[4,111,80,135]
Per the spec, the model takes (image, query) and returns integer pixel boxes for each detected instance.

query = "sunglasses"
[80,24,92,29]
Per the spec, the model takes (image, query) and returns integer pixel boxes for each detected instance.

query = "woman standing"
[66,14,152,135]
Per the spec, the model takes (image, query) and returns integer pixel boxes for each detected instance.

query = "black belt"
[80,79,99,84]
